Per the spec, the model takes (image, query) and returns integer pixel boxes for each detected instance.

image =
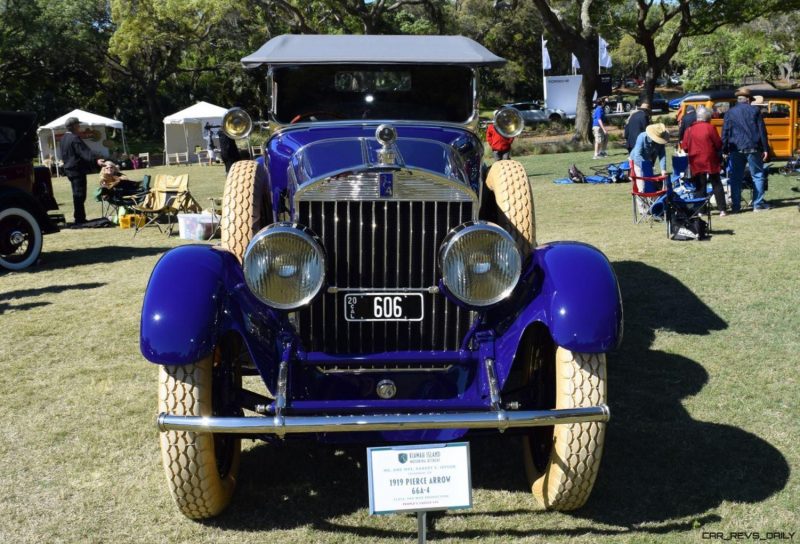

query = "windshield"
[272,65,474,124]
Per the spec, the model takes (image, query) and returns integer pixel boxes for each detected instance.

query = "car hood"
[266,124,483,202]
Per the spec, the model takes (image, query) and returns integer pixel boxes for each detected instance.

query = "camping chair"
[138,152,150,168]
[630,159,667,225]
[207,197,223,240]
[590,161,630,183]
[97,175,150,222]
[131,174,195,236]
[167,173,201,216]
[665,157,711,240]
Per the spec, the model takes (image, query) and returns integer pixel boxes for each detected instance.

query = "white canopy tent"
[163,101,228,164]
[38,109,128,177]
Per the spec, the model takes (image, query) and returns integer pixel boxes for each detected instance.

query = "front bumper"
[158,404,609,438]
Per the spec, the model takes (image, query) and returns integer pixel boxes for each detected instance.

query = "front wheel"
[485,160,536,261]
[519,331,607,511]
[0,206,43,271]
[159,338,242,519]
[221,160,263,262]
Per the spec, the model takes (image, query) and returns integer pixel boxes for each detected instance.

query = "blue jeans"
[729,151,767,211]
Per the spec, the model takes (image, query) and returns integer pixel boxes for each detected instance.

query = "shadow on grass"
[205,260,788,538]
[574,260,790,526]
[33,245,169,271]
[0,282,106,314]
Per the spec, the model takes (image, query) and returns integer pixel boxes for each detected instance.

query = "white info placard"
[367,442,472,515]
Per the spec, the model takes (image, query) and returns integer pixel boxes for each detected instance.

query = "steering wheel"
[290,111,344,124]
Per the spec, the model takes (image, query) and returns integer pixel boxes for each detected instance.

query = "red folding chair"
[630,159,667,225]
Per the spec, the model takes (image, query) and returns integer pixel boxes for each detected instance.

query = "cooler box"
[177,213,216,240]
[119,214,145,229]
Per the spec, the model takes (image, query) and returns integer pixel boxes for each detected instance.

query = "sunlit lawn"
[1,148,798,543]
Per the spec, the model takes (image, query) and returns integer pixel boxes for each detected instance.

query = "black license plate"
[343,293,424,322]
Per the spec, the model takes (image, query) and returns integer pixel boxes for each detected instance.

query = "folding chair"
[665,158,712,240]
[131,174,191,236]
[630,159,667,225]
[138,152,150,168]
[590,161,630,183]
[207,197,222,240]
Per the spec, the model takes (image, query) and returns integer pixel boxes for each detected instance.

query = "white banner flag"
[542,37,551,70]
[572,54,580,70]
[599,36,612,68]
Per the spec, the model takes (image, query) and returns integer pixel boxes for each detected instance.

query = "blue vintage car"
[142,35,622,519]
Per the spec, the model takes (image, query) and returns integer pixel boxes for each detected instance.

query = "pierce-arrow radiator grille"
[297,200,473,353]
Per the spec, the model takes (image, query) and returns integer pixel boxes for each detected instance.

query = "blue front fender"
[140,245,234,364]
[497,242,622,361]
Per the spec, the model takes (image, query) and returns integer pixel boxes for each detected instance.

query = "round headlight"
[222,107,253,140]
[493,106,524,138]
[439,222,521,307]
[243,223,325,310]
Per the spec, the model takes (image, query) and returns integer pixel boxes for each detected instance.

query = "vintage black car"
[0,112,61,270]
[142,35,622,519]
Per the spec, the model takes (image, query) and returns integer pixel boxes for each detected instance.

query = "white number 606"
[374,296,403,318]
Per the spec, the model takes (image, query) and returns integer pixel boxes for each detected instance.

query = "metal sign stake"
[417,511,427,543]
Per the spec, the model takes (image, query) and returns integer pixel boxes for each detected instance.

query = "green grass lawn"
[1,151,798,543]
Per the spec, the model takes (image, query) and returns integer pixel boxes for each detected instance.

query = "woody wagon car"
[141,35,622,519]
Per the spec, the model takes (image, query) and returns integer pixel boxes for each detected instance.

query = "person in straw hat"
[722,87,770,213]
[629,122,670,214]
[59,116,95,224]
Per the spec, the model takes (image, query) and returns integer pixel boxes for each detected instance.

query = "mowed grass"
[1,147,798,543]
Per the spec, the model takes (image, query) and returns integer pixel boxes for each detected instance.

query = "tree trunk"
[574,53,599,142]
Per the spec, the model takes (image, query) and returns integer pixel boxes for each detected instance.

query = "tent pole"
[121,126,128,157]
[52,129,60,177]
[164,123,168,165]
[183,124,189,163]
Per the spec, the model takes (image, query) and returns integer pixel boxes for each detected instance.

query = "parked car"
[142,35,621,519]
[636,91,669,113]
[603,94,635,114]
[502,101,565,124]
[669,92,696,111]
[668,73,683,86]
[0,111,62,270]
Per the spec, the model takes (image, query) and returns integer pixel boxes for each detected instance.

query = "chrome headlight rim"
[493,106,524,138]
[243,222,326,310]
[222,107,253,140]
[438,221,522,308]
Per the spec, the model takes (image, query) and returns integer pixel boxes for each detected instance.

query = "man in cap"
[59,117,95,224]
[722,87,770,212]
[624,102,650,152]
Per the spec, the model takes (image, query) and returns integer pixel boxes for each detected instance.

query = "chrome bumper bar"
[157,404,610,437]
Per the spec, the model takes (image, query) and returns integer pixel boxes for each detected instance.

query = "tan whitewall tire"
[485,160,536,260]
[159,351,241,519]
[221,160,263,262]
[522,345,607,511]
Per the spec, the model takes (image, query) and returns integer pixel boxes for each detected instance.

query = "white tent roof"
[163,101,228,124]
[39,108,124,130]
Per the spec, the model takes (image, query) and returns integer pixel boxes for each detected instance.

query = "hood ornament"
[375,124,398,165]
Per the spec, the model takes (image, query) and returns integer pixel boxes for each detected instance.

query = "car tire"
[624,103,632,112]
[603,105,610,115]
[548,113,562,123]
[159,338,242,519]
[221,160,263,262]
[0,206,43,271]
[485,160,536,260]
[519,331,607,511]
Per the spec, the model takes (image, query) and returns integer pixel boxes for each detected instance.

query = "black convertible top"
[0,111,37,166]
[242,34,506,68]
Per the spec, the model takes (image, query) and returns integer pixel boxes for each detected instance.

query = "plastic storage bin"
[177,213,216,240]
